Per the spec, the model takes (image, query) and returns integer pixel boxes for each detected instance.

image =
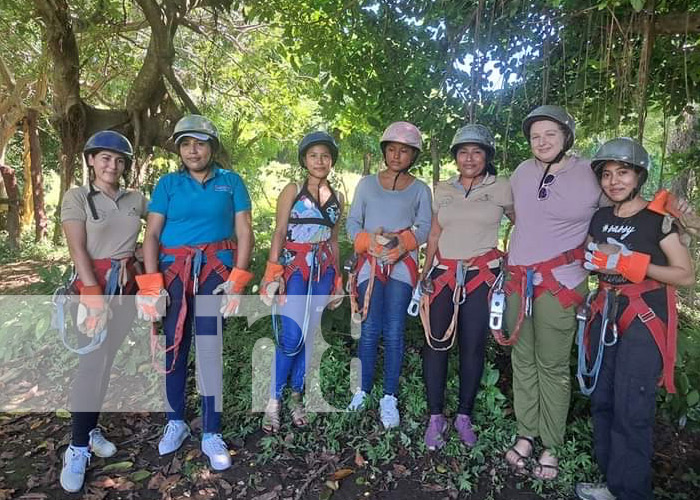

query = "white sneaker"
[201,433,232,471]
[576,482,616,500]
[379,394,400,429]
[88,428,116,458]
[158,420,190,455]
[60,445,91,493]
[347,390,368,411]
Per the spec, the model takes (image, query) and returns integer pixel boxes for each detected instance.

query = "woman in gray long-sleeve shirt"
[345,121,432,429]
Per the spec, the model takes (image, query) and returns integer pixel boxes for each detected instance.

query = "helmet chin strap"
[387,150,418,191]
[536,149,566,194]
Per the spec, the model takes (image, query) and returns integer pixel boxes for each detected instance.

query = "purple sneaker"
[454,414,477,447]
[424,414,448,451]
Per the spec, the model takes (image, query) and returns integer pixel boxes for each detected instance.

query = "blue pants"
[590,315,662,500]
[161,266,226,434]
[271,268,335,399]
[357,277,413,396]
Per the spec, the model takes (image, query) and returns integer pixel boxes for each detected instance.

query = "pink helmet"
[380,121,423,152]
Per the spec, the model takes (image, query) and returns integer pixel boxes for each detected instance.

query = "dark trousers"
[590,314,662,500]
[422,269,491,416]
[161,267,226,434]
[70,297,136,447]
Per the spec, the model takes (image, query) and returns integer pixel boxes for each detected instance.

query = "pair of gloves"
[354,229,417,266]
[134,268,254,321]
[584,237,650,283]
[259,261,344,310]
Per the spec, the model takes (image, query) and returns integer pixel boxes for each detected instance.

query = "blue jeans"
[357,277,412,396]
[271,268,335,399]
[161,265,226,433]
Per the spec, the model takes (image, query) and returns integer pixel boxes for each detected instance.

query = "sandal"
[532,449,559,481]
[262,399,280,434]
[288,392,308,427]
[505,436,534,475]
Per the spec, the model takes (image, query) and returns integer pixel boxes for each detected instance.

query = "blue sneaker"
[60,445,91,493]
[379,395,399,428]
[201,433,232,471]
[347,390,368,411]
[88,428,116,458]
[158,420,190,455]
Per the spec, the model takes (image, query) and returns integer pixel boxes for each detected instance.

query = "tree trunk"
[21,119,33,228]
[362,152,371,176]
[26,110,47,241]
[430,136,440,188]
[0,164,21,250]
[637,1,656,142]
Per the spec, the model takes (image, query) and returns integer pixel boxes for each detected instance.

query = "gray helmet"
[298,131,339,167]
[522,105,576,152]
[450,124,495,158]
[172,115,220,152]
[450,124,496,175]
[591,137,650,175]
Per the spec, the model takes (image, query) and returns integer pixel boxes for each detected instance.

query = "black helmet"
[591,137,650,185]
[522,105,576,152]
[450,124,497,175]
[298,131,339,167]
[172,115,220,152]
[83,131,134,169]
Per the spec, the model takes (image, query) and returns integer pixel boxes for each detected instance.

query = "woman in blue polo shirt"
[136,115,254,471]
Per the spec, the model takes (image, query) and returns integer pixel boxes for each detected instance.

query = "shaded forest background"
[1,1,700,498]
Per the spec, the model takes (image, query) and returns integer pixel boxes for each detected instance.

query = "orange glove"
[382,230,418,264]
[135,273,169,322]
[584,238,650,283]
[213,267,254,317]
[260,261,285,306]
[327,274,344,310]
[354,232,372,253]
[77,285,109,337]
[647,189,682,218]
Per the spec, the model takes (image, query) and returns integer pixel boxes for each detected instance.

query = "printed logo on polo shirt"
[602,223,636,241]
[214,184,232,192]
[472,193,490,202]
[438,195,453,208]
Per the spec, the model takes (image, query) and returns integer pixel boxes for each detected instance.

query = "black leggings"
[70,296,135,447]
[422,269,491,415]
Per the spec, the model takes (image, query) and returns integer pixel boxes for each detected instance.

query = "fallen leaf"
[218,478,233,494]
[147,472,166,490]
[319,488,333,500]
[0,490,15,500]
[331,468,353,481]
[55,408,71,419]
[392,463,408,477]
[17,494,48,499]
[324,480,339,491]
[185,449,202,461]
[101,460,134,473]
[436,464,447,474]
[130,470,152,482]
[91,477,118,489]
[116,480,135,491]
[158,474,181,492]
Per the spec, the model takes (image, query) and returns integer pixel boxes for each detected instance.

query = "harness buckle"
[639,309,656,323]
[489,290,506,330]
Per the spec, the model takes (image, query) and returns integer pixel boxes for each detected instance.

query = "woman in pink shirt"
[503,105,604,480]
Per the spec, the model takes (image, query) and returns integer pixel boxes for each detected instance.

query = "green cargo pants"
[505,280,588,448]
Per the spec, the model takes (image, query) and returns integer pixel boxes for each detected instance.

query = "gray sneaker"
[575,482,616,500]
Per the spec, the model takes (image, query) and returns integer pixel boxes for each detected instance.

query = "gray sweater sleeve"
[412,181,433,245]
[346,176,368,241]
